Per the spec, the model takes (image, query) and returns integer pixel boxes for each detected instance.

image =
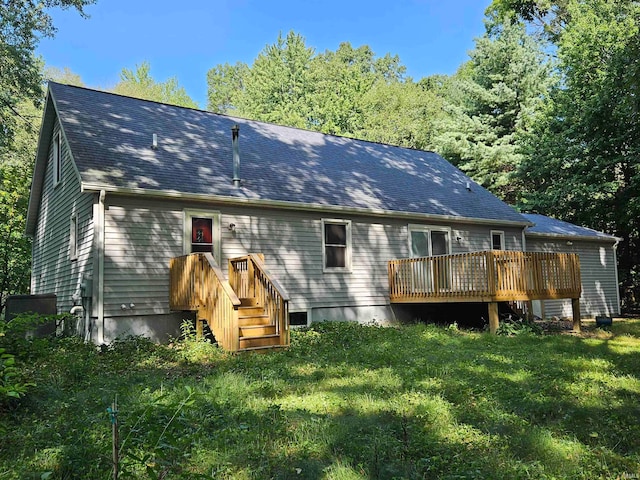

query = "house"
[26,83,620,349]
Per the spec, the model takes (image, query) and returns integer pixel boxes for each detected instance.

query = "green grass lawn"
[2,320,640,479]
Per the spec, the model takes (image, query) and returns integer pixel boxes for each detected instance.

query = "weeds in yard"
[1,320,640,479]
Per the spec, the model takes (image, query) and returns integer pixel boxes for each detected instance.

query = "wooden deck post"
[488,302,499,334]
[571,298,581,332]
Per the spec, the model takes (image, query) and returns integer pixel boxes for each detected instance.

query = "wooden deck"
[388,250,582,332]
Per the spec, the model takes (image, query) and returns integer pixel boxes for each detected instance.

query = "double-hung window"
[322,219,351,271]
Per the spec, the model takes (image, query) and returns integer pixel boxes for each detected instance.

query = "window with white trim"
[322,219,351,271]
[53,132,62,186]
[491,230,505,250]
[70,214,78,261]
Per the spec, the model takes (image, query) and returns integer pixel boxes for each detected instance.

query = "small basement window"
[322,219,351,271]
[289,312,308,327]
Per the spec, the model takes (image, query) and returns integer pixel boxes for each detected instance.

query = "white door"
[408,226,451,292]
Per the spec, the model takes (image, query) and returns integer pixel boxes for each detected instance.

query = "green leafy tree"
[0,99,38,314]
[205,34,410,138]
[44,66,85,87]
[0,0,94,149]
[307,42,408,137]
[112,62,198,109]
[206,62,248,113]
[357,80,444,150]
[432,20,551,204]
[234,31,315,128]
[517,1,640,309]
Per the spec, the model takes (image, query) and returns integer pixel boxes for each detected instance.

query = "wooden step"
[239,297,260,307]
[239,334,281,349]
[237,344,285,353]
[239,324,276,337]
[238,305,266,316]
[238,314,271,327]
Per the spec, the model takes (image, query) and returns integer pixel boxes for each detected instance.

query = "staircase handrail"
[247,253,291,301]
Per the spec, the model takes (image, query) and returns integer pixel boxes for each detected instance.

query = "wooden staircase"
[237,300,282,350]
[169,253,289,352]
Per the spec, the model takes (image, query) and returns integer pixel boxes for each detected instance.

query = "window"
[408,225,451,291]
[491,231,505,250]
[70,214,78,261]
[322,219,351,271]
[183,210,220,261]
[53,132,62,186]
[408,225,451,257]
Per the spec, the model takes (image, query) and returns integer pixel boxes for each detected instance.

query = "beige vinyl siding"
[526,237,619,318]
[220,208,406,310]
[102,196,527,318]
[31,119,94,314]
[450,224,523,253]
[103,203,183,317]
[103,197,524,314]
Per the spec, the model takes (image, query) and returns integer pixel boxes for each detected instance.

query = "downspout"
[613,239,621,315]
[97,190,106,344]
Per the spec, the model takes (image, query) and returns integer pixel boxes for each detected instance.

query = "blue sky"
[37,0,491,108]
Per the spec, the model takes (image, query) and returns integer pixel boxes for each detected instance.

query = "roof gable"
[40,82,528,225]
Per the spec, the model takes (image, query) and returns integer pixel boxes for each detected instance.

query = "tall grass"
[1,320,639,479]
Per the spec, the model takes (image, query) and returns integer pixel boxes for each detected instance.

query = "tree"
[205,34,410,137]
[357,80,444,150]
[0,0,94,149]
[432,20,551,204]
[112,62,198,109]
[512,1,640,309]
[0,99,38,314]
[307,42,408,137]
[44,66,85,87]
[234,31,315,128]
[206,62,248,113]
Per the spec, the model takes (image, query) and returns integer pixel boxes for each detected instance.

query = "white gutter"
[80,184,533,228]
[524,231,621,243]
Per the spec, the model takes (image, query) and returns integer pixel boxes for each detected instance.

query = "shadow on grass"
[3,323,640,479]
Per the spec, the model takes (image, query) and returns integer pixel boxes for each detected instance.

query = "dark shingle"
[523,213,617,240]
[50,82,527,224]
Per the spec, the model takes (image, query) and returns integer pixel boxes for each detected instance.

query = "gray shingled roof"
[46,82,527,224]
[523,214,618,241]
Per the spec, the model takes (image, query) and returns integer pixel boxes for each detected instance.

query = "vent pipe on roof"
[152,133,158,149]
[231,124,240,187]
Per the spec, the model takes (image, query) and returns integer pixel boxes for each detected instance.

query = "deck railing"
[388,250,581,303]
[170,253,241,351]
[229,253,290,347]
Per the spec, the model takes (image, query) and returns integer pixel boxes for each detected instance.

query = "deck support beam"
[488,302,499,334]
[571,298,581,332]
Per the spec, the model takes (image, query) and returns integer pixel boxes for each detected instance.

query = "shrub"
[0,347,33,406]
[496,315,543,336]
